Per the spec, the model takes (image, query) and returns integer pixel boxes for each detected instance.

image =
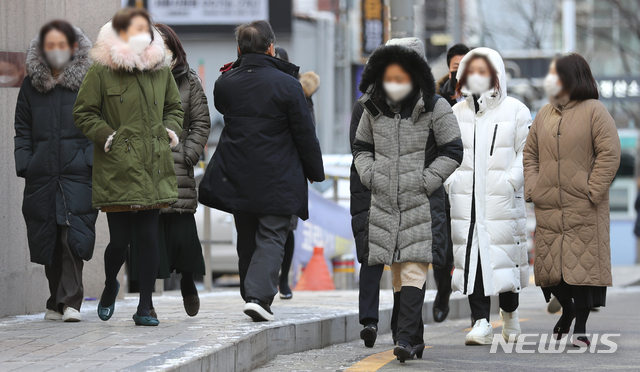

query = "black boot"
[394,341,412,363]
[360,324,378,348]
[432,266,451,323]
[390,291,401,345]
[396,286,426,356]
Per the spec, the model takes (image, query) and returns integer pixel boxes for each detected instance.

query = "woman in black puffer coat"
[131,24,211,318]
[14,20,97,322]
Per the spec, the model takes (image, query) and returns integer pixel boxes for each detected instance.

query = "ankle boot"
[500,309,521,342]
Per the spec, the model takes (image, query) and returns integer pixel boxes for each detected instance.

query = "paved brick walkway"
[0,289,396,372]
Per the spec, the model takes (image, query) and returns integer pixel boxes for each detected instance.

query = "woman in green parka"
[73,7,183,326]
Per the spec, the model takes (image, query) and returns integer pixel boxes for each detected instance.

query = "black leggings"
[104,210,159,317]
[468,257,519,321]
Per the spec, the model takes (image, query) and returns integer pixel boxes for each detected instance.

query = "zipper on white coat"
[489,124,498,156]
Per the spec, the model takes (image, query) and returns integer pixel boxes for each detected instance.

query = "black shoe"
[183,294,200,317]
[279,280,293,300]
[243,299,274,321]
[393,342,413,363]
[433,292,450,323]
[411,342,426,359]
[360,324,378,348]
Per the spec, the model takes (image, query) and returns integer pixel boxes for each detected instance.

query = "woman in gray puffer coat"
[353,38,462,362]
[131,24,210,317]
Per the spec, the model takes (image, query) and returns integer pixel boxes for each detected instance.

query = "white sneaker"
[62,306,81,322]
[500,309,521,342]
[44,309,63,321]
[465,318,493,345]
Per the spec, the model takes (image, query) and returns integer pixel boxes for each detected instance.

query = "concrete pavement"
[257,286,640,372]
[0,287,481,372]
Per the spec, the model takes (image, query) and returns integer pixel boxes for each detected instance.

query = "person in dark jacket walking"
[74,8,184,327]
[273,46,321,300]
[432,43,469,323]
[199,20,324,322]
[14,20,97,323]
[436,44,469,107]
[353,38,462,362]
[130,23,210,318]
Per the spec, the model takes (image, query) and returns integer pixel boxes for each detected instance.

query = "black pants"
[280,230,295,284]
[233,211,290,305]
[433,195,454,301]
[45,225,84,312]
[105,210,159,314]
[468,257,519,321]
[359,261,385,325]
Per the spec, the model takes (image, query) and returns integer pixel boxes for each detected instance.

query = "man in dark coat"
[199,20,324,322]
[436,43,469,107]
[432,43,469,323]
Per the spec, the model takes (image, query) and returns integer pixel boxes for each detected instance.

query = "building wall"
[0,0,120,318]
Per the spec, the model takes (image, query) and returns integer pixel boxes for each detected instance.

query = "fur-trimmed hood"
[26,26,92,93]
[358,37,435,102]
[299,71,320,98]
[90,22,165,72]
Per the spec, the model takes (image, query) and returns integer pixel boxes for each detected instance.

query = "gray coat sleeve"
[422,98,463,195]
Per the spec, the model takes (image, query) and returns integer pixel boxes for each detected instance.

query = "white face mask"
[544,73,562,97]
[0,75,19,86]
[465,73,491,94]
[128,33,152,55]
[45,49,71,71]
[383,82,413,102]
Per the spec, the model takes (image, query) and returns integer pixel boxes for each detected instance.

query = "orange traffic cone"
[294,247,336,291]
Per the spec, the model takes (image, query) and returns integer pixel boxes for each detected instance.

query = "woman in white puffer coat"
[445,47,532,345]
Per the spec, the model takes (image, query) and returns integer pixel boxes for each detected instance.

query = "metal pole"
[389,0,415,38]
[562,0,576,52]
[452,0,461,44]
[203,206,212,291]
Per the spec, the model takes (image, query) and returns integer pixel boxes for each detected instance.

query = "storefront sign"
[0,51,27,88]
[148,0,269,25]
[362,0,384,56]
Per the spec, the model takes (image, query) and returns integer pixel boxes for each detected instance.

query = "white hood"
[457,47,507,109]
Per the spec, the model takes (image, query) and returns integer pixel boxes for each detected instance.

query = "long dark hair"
[112,7,154,41]
[154,23,187,69]
[554,53,599,100]
[39,20,76,53]
[455,55,500,96]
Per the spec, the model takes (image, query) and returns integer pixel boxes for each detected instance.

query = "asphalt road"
[256,286,640,371]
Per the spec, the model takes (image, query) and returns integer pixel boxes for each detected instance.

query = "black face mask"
[450,69,458,84]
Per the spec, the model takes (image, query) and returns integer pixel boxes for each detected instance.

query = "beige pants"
[391,262,429,292]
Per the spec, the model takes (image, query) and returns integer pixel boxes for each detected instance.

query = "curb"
[124,292,498,372]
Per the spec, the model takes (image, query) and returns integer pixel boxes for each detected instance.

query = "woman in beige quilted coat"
[523,53,620,347]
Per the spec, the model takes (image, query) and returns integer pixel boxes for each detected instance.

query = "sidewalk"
[0,289,476,372]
